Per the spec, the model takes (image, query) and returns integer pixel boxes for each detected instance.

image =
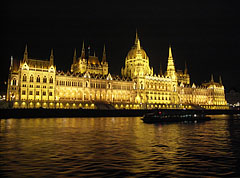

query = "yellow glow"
[7,32,228,110]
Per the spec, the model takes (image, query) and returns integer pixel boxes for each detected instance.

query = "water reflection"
[0,115,239,177]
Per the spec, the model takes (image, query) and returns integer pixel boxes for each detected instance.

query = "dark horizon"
[1,0,240,92]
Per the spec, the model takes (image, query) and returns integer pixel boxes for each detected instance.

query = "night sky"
[1,0,240,92]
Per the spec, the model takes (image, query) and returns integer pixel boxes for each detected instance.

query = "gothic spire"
[102,44,106,63]
[73,48,77,64]
[50,48,54,65]
[159,61,163,76]
[168,45,173,59]
[184,61,188,74]
[23,44,28,62]
[219,76,222,85]
[166,45,176,77]
[211,74,214,82]
[81,41,85,59]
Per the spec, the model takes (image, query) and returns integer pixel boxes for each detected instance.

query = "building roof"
[26,58,51,69]
[88,56,100,65]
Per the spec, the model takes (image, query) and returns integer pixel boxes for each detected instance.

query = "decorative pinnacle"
[81,41,85,58]
[51,48,54,57]
[184,61,188,74]
[102,44,106,62]
[23,44,28,61]
[73,48,77,64]
[168,45,173,59]
[211,74,214,82]
[219,76,222,85]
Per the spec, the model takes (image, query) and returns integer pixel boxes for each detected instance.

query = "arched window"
[86,81,88,88]
[30,75,34,82]
[49,76,53,83]
[36,76,40,83]
[12,78,17,86]
[43,76,47,83]
[23,74,27,82]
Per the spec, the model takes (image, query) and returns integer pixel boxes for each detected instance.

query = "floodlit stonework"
[7,32,228,109]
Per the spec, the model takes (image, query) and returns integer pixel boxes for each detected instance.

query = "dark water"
[1,115,240,177]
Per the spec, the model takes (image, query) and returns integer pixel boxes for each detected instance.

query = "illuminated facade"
[7,32,228,109]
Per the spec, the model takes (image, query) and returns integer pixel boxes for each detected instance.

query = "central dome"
[126,43,148,59]
[121,31,153,78]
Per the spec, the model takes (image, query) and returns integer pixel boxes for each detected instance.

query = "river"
[0,115,240,177]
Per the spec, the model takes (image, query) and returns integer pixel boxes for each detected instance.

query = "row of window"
[22,84,53,89]
[57,80,131,90]
[22,75,54,83]
[22,90,53,96]
[147,96,171,101]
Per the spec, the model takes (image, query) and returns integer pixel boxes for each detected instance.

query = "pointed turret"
[94,51,96,57]
[159,62,163,76]
[50,48,54,65]
[102,44,106,63]
[23,44,28,62]
[80,41,85,59]
[73,48,77,64]
[168,45,173,59]
[211,74,214,82]
[166,45,176,77]
[184,61,188,74]
[219,76,222,85]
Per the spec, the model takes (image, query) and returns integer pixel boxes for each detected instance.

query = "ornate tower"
[101,44,108,75]
[166,45,176,78]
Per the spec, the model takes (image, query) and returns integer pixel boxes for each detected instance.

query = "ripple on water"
[0,116,239,177]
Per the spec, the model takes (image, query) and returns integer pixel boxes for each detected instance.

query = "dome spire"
[135,29,139,44]
[137,38,141,51]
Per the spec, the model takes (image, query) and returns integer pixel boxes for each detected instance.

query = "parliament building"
[7,32,228,109]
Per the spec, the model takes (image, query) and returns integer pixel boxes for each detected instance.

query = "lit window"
[29,91,33,95]
[43,77,47,83]
[36,91,39,95]
[49,77,53,83]
[30,75,34,82]
[36,76,40,83]
[12,78,17,86]
[23,75,27,82]
[43,91,46,96]
[49,92,53,96]
[22,90,26,95]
